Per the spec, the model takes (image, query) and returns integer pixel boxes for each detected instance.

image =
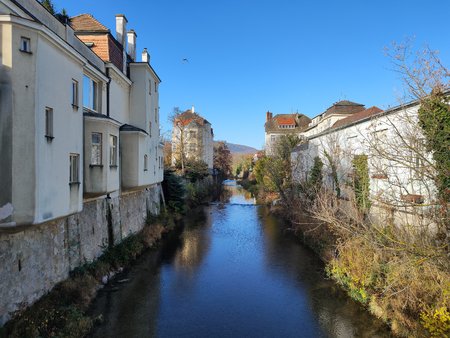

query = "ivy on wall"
[418,92,450,204]
[352,155,370,213]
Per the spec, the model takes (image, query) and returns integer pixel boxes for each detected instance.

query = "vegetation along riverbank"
[246,100,449,337]
[1,168,222,338]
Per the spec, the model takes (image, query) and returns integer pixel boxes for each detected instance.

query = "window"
[45,107,53,140]
[149,80,151,95]
[154,81,157,92]
[72,80,79,109]
[189,130,197,138]
[83,75,98,111]
[20,37,31,53]
[144,155,148,171]
[69,154,80,184]
[149,121,152,137]
[109,135,117,166]
[91,132,102,165]
[188,143,196,152]
[155,108,158,122]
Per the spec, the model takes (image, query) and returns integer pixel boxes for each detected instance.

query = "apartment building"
[171,108,214,170]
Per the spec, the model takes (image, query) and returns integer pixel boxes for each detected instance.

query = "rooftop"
[332,106,383,129]
[70,14,109,33]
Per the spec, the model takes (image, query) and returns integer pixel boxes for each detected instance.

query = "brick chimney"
[266,111,273,121]
[115,14,127,47]
[127,30,137,61]
[142,48,150,64]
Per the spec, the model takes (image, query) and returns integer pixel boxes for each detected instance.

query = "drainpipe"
[106,67,111,117]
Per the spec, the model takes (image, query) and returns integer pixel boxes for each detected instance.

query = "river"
[89,181,390,337]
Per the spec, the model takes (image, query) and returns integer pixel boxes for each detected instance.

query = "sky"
[52,0,450,149]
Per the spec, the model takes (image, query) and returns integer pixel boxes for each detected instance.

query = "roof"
[323,100,365,117]
[70,14,109,32]
[174,110,210,127]
[265,113,311,132]
[332,106,383,129]
[120,124,148,134]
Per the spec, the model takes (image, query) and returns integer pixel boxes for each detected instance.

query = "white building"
[0,0,164,227]
[291,101,435,209]
[264,112,311,155]
[171,108,214,170]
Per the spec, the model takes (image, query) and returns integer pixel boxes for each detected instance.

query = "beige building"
[171,108,214,169]
[0,1,164,228]
[0,0,164,324]
[264,112,311,155]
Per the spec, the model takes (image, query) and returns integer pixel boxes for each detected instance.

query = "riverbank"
[87,182,391,337]
[1,212,176,338]
[1,171,223,337]
[255,191,450,337]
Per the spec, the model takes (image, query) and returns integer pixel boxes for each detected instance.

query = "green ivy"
[352,155,371,213]
[418,93,450,204]
[324,151,341,198]
[309,156,324,194]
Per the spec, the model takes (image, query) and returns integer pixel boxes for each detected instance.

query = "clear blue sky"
[52,0,450,149]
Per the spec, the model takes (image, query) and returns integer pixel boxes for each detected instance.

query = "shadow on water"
[89,180,391,338]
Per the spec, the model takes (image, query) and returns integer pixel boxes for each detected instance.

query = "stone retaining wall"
[0,184,161,325]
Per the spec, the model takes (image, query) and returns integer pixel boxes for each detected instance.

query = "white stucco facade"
[292,102,435,208]
[0,0,164,227]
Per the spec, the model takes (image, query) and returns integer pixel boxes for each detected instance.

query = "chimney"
[266,111,273,121]
[127,30,137,61]
[191,105,195,114]
[142,48,150,64]
[115,14,128,47]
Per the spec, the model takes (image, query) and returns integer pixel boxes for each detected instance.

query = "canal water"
[89,181,390,337]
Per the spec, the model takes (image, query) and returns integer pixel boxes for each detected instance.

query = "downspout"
[106,67,111,117]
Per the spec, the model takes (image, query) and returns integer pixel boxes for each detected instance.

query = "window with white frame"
[144,154,148,171]
[109,135,117,166]
[69,154,80,184]
[91,132,102,165]
[45,107,53,139]
[20,37,31,53]
[72,79,79,109]
[83,75,98,111]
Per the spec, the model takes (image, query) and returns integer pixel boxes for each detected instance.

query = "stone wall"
[0,184,161,325]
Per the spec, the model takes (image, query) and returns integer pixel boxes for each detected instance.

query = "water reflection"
[89,181,390,338]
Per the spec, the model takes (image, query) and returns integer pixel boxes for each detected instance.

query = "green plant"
[324,150,340,198]
[418,92,450,204]
[352,154,370,213]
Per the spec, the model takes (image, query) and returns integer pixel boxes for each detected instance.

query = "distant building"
[303,100,366,137]
[264,112,311,155]
[171,108,214,169]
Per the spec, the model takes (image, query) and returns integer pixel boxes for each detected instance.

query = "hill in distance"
[215,141,258,154]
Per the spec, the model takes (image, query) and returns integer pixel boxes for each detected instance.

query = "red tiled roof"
[70,14,109,32]
[276,117,295,125]
[332,106,383,129]
[174,110,209,127]
[265,113,311,132]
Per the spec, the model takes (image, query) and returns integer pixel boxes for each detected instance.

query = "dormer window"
[20,37,31,53]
